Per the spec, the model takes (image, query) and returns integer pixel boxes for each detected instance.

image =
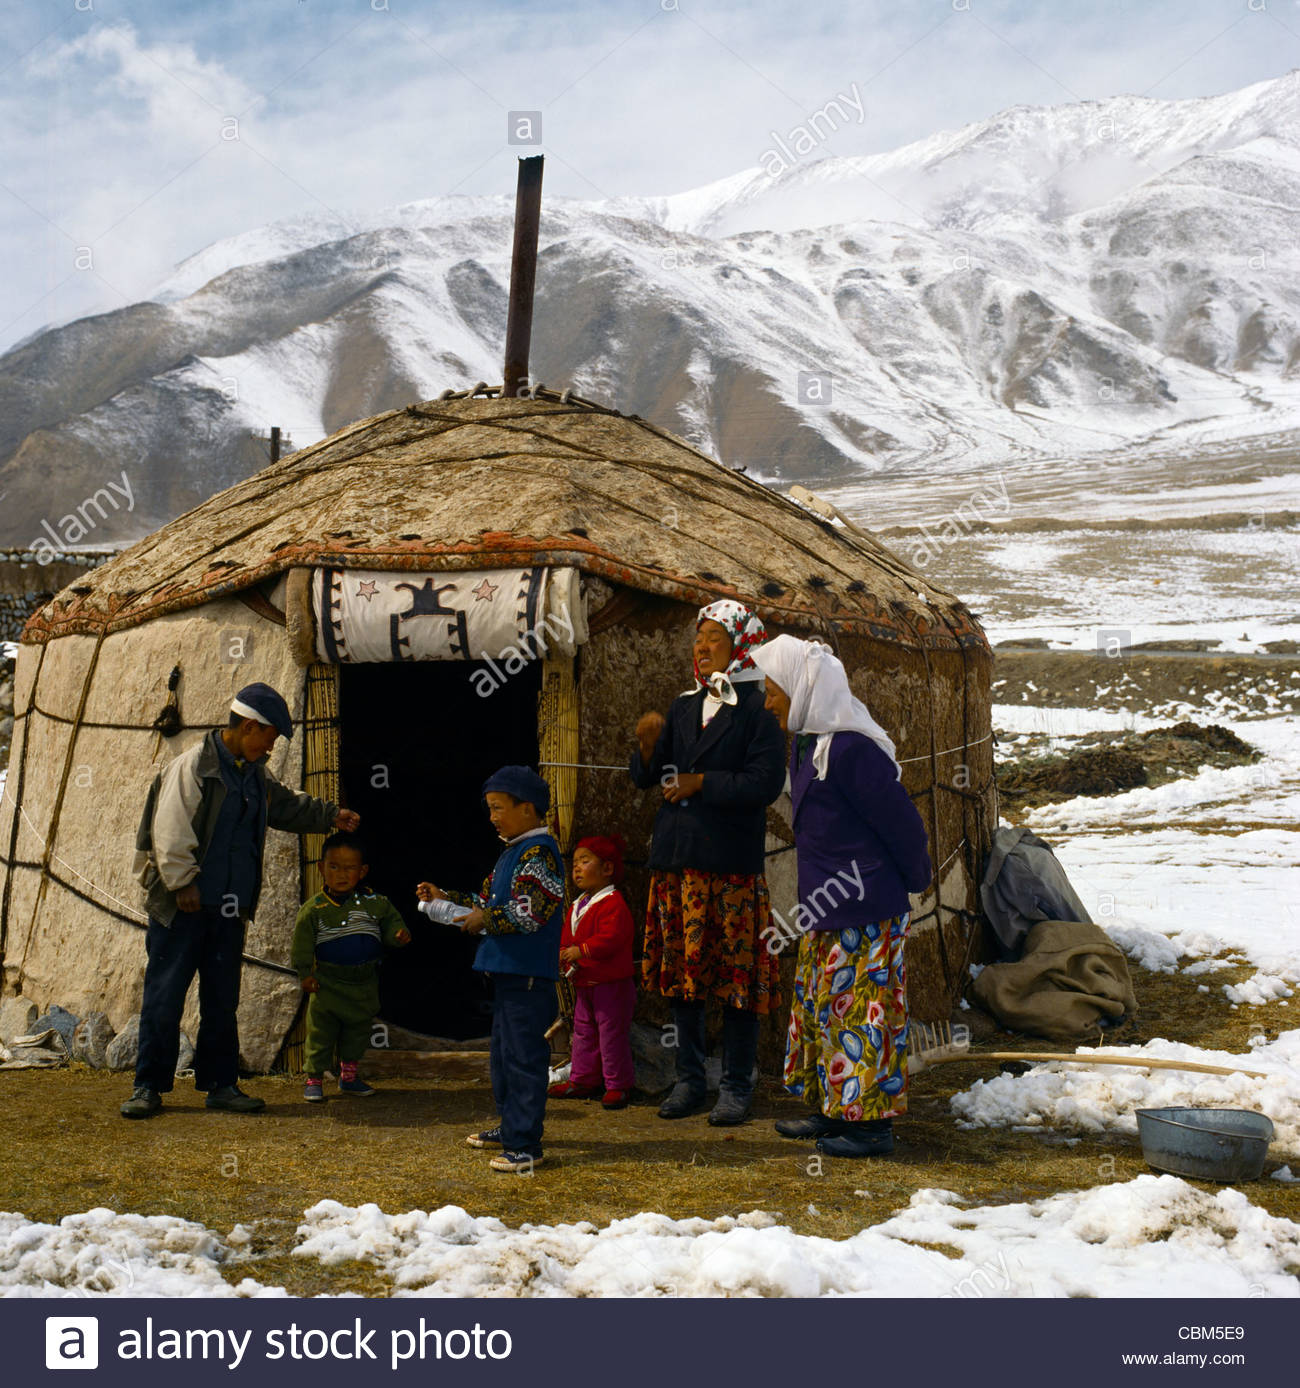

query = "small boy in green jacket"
[292,831,409,1102]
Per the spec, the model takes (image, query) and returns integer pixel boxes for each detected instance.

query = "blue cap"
[482,765,550,814]
[230,682,294,740]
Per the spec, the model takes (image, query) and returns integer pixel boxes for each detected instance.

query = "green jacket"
[291,887,408,980]
[134,730,338,926]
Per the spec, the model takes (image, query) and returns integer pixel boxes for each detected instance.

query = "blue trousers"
[488,973,558,1155]
[136,909,246,1093]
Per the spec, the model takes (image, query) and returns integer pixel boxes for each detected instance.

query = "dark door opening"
[338,660,543,1041]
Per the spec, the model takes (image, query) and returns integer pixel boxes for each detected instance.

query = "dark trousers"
[136,909,246,1093]
[488,973,558,1155]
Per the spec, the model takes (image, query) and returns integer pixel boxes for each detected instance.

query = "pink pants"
[570,977,637,1090]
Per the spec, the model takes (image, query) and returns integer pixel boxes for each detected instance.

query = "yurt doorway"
[337,660,544,1040]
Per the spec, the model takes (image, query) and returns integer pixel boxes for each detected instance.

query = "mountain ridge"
[2,70,1299,546]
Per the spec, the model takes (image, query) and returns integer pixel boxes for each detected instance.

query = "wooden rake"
[910,1020,1269,1080]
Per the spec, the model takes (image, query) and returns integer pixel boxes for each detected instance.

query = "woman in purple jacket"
[752,635,931,1158]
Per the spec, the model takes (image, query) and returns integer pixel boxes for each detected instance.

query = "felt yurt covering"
[0,388,996,1072]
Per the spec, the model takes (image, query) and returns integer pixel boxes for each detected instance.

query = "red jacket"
[562,888,635,985]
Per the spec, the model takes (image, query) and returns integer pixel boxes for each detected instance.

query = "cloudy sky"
[2,0,1298,353]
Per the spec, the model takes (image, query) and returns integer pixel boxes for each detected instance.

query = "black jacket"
[630,683,786,875]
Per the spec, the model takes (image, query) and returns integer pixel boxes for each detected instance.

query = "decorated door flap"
[313,565,587,666]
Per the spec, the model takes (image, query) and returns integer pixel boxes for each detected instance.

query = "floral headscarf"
[684,600,768,703]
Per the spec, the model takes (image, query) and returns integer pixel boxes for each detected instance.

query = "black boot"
[658,1002,708,1119]
[816,1117,894,1157]
[774,1111,837,1140]
[709,1008,760,1126]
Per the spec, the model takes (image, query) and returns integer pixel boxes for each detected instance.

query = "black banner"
[10,1298,1292,1385]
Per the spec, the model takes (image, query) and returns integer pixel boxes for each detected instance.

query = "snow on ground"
[4,1181,1297,1298]
[992,706,1300,1004]
[0,1209,282,1299]
[951,1033,1300,1150]
[952,689,1300,1184]
[985,621,1300,655]
[928,523,1300,654]
[1058,827,1300,1005]
[292,1184,1300,1297]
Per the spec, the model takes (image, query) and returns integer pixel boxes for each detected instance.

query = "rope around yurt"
[18,625,109,987]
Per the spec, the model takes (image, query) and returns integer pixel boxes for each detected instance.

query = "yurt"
[0,385,996,1073]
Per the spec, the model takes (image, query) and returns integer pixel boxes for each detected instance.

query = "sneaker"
[120,1086,162,1120]
[489,1149,543,1173]
[204,1084,266,1113]
[601,1089,631,1110]
[339,1077,376,1097]
[547,1080,602,1099]
[774,1112,836,1140]
[303,1078,325,1103]
[466,1125,504,1149]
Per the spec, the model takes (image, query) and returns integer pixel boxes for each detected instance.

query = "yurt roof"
[25,389,985,650]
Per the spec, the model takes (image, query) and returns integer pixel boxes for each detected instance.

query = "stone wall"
[0,549,112,644]
[0,550,112,774]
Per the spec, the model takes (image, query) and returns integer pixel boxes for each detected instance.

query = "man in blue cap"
[123,682,359,1118]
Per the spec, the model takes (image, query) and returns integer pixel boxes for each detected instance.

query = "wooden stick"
[927,1051,1268,1079]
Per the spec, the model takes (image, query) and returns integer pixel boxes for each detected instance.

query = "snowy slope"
[3,72,1300,544]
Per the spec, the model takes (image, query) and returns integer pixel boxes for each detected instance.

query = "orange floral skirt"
[642,869,781,1015]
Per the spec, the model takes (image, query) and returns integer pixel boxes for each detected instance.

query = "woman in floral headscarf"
[631,601,786,1124]
[751,634,931,1158]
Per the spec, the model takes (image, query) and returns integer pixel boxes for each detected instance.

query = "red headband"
[577,834,626,883]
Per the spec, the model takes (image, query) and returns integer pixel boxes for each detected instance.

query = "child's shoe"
[303,1078,325,1103]
[466,1125,504,1148]
[601,1089,631,1110]
[338,1061,374,1096]
[490,1149,543,1173]
[548,1080,601,1099]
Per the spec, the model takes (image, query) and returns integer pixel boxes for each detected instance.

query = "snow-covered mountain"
[3,70,1300,546]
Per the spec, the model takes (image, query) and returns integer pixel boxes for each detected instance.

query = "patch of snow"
[1224,974,1295,1007]
[286,1181,1300,1298]
[950,1031,1300,1151]
[1104,925,1183,974]
[0,1208,282,1299]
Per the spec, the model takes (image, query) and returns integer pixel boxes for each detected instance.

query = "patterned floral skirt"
[783,915,911,1121]
[642,870,782,1015]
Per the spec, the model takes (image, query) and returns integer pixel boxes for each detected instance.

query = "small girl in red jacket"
[549,834,637,1109]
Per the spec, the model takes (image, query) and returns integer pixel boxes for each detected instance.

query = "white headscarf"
[751,634,901,781]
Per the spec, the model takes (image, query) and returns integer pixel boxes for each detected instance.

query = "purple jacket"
[789,731,931,931]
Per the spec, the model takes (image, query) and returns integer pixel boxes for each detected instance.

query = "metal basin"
[1135,1107,1274,1183]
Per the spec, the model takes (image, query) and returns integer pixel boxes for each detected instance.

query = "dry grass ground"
[1,961,1296,1296]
